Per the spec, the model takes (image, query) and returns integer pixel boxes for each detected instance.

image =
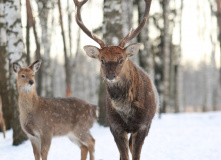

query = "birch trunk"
[58,0,72,97]
[36,0,53,97]
[216,0,221,88]
[174,0,184,113]
[5,0,27,145]
[162,0,170,113]
[0,0,12,130]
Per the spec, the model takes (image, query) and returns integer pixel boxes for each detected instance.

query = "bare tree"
[26,0,31,65]
[162,0,171,113]
[35,0,54,97]
[58,0,72,97]
[174,0,184,113]
[0,0,12,130]
[4,0,27,145]
[215,0,221,87]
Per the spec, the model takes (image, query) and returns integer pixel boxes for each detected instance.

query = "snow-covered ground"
[0,112,221,160]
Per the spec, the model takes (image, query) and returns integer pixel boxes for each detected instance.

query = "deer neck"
[18,87,39,114]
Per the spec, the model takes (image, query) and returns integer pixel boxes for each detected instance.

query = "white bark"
[5,0,26,86]
[103,0,123,45]
[36,0,54,97]
[5,0,26,65]
[5,0,27,145]
[0,1,7,46]
[162,0,171,112]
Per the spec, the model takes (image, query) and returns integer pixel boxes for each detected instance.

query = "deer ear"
[13,62,21,73]
[29,59,42,73]
[83,45,100,59]
[125,43,140,57]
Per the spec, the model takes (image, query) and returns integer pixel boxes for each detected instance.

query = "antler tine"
[119,0,152,47]
[73,0,106,48]
[118,28,133,48]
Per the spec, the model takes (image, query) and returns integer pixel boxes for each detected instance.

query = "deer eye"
[119,59,124,64]
[21,75,25,78]
[101,59,105,64]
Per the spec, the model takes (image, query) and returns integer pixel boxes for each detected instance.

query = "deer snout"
[106,74,115,80]
[29,80,34,85]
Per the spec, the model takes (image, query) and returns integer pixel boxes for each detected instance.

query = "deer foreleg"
[111,128,129,160]
[40,134,52,160]
[131,124,151,160]
[29,137,41,160]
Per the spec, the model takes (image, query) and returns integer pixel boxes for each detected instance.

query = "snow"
[0,112,221,160]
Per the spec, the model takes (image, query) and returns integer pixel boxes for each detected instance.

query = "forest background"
[0,0,221,145]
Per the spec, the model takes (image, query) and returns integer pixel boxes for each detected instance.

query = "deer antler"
[73,0,106,48]
[119,0,152,48]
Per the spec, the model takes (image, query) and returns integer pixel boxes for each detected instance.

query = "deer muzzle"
[106,74,115,80]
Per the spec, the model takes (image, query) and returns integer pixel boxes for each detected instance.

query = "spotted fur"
[13,60,97,160]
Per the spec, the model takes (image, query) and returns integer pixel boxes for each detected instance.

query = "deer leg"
[111,128,129,160]
[0,115,6,138]
[88,134,95,160]
[80,145,89,160]
[40,134,52,160]
[132,124,151,160]
[79,133,95,160]
[129,134,133,154]
[69,132,91,160]
[29,137,41,160]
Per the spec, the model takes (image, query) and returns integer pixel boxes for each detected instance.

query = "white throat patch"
[106,76,120,83]
[20,84,34,93]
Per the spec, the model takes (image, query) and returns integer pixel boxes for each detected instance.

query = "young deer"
[13,60,98,160]
[73,0,159,160]
[0,96,6,138]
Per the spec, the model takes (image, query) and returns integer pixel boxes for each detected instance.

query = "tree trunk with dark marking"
[58,0,72,97]
[5,0,27,145]
[0,0,12,130]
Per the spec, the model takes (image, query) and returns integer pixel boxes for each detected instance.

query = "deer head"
[73,0,152,82]
[13,60,42,93]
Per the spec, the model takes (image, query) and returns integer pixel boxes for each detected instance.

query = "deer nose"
[29,80,34,85]
[106,74,115,80]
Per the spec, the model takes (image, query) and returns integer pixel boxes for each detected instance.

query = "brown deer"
[0,96,6,138]
[13,60,98,160]
[73,0,159,159]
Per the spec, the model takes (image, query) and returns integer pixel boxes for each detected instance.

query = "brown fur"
[84,45,159,160]
[0,96,6,138]
[13,60,97,160]
[75,0,155,158]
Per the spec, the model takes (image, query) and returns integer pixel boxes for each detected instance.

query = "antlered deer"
[73,0,159,159]
[0,96,6,138]
[13,60,98,160]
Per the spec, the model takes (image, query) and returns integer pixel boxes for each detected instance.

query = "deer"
[73,0,159,160]
[0,96,6,138]
[12,59,98,160]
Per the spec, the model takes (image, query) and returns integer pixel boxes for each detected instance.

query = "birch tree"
[215,0,221,87]
[0,0,12,130]
[174,0,184,113]
[58,0,72,97]
[35,0,54,97]
[4,0,27,145]
[162,0,171,113]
